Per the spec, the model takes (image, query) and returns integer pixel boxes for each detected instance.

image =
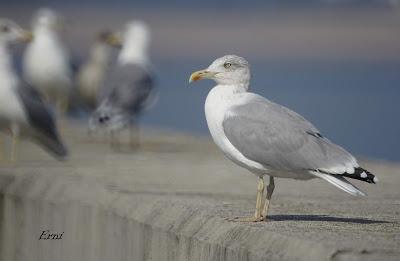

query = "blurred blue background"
[1,0,400,161]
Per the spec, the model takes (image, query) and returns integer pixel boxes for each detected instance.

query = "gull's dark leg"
[86,127,94,140]
[261,176,275,220]
[10,124,20,164]
[129,121,140,149]
[110,130,119,150]
[0,136,3,162]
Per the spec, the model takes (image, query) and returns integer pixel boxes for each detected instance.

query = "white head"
[32,8,64,32]
[117,20,150,65]
[189,55,251,87]
[89,31,121,63]
[97,30,122,48]
[123,21,150,47]
[0,19,33,45]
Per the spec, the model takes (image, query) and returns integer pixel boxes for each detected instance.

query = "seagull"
[89,21,155,148]
[189,55,378,222]
[23,8,74,114]
[76,31,121,110]
[0,19,68,162]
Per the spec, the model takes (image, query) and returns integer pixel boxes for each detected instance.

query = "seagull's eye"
[0,25,10,33]
[223,62,232,69]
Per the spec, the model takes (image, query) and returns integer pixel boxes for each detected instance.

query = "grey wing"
[99,64,154,114]
[16,82,68,159]
[222,96,357,174]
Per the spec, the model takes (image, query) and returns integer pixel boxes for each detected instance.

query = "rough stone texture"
[0,122,399,261]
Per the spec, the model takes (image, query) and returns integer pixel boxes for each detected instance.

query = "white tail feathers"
[310,171,366,196]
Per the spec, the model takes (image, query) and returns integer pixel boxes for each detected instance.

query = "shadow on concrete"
[268,214,389,224]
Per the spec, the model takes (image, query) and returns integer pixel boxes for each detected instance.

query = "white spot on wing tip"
[360,172,367,178]
[373,176,379,183]
[331,166,346,174]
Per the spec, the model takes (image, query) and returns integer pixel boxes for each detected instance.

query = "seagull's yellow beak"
[105,33,122,48]
[18,31,34,43]
[189,69,217,83]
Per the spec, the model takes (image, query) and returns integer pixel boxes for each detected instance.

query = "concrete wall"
[0,127,398,261]
[0,172,336,261]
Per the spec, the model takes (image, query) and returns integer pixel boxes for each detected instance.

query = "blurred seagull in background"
[23,8,74,115]
[189,55,378,222]
[89,21,155,149]
[76,31,121,110]
[0,19,68,163]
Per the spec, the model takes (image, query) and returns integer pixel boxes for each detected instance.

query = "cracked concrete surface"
[0,122,399,261]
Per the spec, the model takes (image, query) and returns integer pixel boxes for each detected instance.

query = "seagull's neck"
[0,42,18,91]
[34,27,61,45]
[117,39,148,66]
[90,42,112,66]
[215,83,249,95]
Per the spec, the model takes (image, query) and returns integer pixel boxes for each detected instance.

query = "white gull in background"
[23,8,74,114]
[89,21,155,148]
[76,31,121,110]
[0,19,68,162]
[189,55,378,222]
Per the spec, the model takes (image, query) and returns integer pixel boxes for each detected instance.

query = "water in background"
[144,59,400,161]
[1,3,399,161]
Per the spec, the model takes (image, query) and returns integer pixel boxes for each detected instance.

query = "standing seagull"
[23,8,73,114]
[0,19,68,162]
[76,31,121,110]
[89,21,155,148]
[189,55,378,222]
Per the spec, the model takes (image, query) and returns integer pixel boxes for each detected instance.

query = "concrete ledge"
[0,125,399,261]
[0,172,339,261]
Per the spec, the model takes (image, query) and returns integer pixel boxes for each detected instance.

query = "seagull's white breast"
[77,61,105,101]
[0,74,28,127]
[205,85,269,176]
[23,34,72,93]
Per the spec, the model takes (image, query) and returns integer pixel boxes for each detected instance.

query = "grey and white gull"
[0,19,68,162]
[189,55,378,222]
[76,31,121,110]
[89,21,155,148]
[23,8,74,114]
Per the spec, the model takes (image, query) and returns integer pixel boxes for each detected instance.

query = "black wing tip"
[39,137,69,161]
[55,146,69,161]
[341,167,378,184]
